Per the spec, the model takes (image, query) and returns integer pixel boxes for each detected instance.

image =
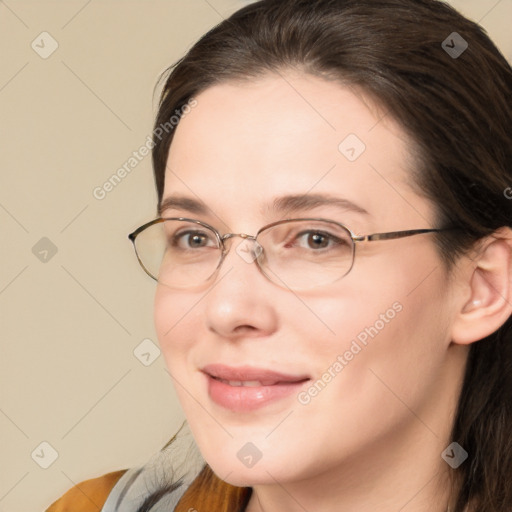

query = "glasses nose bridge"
[220,232,257,250]
[218,232,263,269]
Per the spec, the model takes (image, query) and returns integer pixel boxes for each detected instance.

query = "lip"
[201,364,310,412]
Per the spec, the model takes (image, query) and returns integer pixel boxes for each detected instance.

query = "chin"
[198,437,306,486]
[208,459,282,487]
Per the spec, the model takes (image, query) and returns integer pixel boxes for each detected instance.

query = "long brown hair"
[142,1,512,510]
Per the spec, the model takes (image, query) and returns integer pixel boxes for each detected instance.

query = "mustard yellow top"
[45,469,128,512]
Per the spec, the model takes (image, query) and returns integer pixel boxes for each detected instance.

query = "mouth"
[201,364,311,412]
[210,377,291,387]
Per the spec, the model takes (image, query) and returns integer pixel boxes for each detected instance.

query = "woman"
[46,0,512,511]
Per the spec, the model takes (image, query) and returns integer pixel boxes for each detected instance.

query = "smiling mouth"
[210,376,310,387]
[202,364,310,384]
[202,364,311,411]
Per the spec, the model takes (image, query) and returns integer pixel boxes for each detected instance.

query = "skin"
[153,71,512,512]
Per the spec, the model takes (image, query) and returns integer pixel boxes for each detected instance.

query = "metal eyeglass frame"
[128,216,456,289]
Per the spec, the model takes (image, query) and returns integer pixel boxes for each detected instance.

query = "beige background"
[0,1,510,510]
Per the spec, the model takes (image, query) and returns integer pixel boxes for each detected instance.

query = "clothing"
[45,470,128,512]
[45,423,205,512]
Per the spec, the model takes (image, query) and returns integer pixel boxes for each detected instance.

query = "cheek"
[283,276,451,459]
[153,286,209,422]
[296,252,452,400]
[154,286,198,366]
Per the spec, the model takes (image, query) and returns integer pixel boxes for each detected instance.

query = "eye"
[171,229,217,250]
[294,230,341,250]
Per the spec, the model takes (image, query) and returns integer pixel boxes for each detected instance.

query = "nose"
[204,235,278,339]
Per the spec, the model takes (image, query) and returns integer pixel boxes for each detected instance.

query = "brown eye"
[294,230,343,250]
[172,230,216,249]
[305,232,329,249]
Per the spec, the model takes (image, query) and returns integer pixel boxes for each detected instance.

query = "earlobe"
[451,229,512,345]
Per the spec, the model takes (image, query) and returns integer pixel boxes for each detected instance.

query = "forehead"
[163,71,434,230]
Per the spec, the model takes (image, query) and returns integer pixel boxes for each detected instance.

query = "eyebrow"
[158,193,369,218]
[158,196,208,216]
[269,193,369,216]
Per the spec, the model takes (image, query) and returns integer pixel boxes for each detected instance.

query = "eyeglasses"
[128,217,451,291]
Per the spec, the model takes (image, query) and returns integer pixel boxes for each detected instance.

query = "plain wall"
[1,1,511,510]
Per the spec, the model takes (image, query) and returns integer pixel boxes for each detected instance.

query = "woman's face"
[154,72,459,486]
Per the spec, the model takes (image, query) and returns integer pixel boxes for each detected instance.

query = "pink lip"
[201,364,310,412]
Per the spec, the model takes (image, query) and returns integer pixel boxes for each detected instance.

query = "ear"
[451,227,512,345]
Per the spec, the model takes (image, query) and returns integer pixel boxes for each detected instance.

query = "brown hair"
[142,1,512,510]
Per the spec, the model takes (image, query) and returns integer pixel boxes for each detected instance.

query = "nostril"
[234,325,257,333]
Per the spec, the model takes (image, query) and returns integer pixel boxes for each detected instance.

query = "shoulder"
[45,469,128,512]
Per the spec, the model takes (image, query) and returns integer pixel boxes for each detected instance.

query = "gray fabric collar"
[101,423,205,512]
